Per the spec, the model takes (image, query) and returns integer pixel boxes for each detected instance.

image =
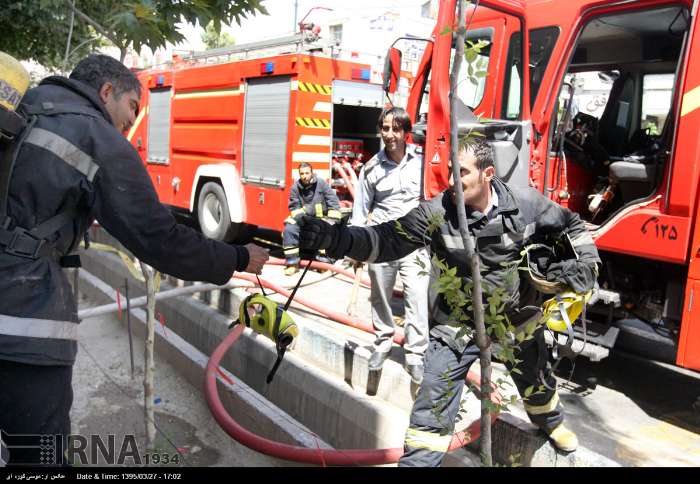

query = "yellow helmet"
[541,290,592,333]
[239,293,299,345]
[0,51,30,112]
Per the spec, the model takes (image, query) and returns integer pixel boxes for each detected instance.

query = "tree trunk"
[449,0,493,467]
[139,262,157,451]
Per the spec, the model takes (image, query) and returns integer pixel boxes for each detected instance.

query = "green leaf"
[465,49,478,64]
[524,385,535,397]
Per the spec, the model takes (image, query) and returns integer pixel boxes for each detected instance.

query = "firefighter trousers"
[0,359,73,466]
[368,247,430,366]
[283,219,302,261]
[399,327,563,467]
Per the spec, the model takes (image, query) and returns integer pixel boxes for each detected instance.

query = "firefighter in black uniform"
[299,139,600,466]
[0,55,269,465]
[283,162,341,275]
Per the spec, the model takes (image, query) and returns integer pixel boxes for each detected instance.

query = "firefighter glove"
[299,215,343,254]
[546,259,597,294]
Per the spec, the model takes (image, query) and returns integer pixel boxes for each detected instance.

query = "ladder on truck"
[176,31,336,66]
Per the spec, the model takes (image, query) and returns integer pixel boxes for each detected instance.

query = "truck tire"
[197,182,238,242]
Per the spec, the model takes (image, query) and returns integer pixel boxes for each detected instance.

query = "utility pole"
[294,0,299,32]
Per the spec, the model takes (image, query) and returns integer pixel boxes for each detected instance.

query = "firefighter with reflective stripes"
[283,162,341,275]
[299,139,600,465]
[0,55,268,465]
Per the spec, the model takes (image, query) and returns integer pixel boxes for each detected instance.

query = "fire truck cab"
[128,38,385,243]
[390,0,700,371]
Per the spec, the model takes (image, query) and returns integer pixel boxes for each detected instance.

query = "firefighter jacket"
[0,77,249,366]
[287,175,341,221]
[332,177,601,353]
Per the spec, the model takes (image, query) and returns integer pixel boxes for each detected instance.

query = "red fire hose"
[205,323,502,465]
[266,257,404,298]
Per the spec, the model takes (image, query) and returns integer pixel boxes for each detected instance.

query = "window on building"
[421,1,432,19]
[330,24,343,45]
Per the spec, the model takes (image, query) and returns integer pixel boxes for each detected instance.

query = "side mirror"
[382,47,402,94]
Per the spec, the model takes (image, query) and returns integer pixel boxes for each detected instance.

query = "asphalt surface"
[553,353,700,466]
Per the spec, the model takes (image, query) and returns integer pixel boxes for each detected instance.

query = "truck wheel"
[197,182,237,242]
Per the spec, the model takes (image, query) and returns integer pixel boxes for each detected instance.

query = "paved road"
[554,353,700,466]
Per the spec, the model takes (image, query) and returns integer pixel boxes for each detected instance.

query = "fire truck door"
[422,0,530,198]
[241,76,292,228]
[146,87,173,205]
[674,1,700,371]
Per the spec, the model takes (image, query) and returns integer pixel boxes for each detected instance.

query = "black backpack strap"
[0,108,26,138]
[0,206,77,260]
[0,114,37,224]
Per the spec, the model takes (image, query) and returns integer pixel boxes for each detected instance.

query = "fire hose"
[266,257,404,298]
[205,323,501,465]
[204,266,504,465]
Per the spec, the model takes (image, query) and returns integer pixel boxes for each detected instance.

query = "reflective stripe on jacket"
[287,175,341,219]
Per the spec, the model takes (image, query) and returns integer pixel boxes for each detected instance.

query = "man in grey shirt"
[351,107,430,384]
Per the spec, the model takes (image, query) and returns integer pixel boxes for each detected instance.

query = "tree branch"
[64,0,123,50]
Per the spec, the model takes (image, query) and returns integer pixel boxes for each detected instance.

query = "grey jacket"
[350,145,422,227]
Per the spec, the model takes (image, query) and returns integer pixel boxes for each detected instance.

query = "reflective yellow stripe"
[681,84,700,117]
[524,392,560,415]
[290,208,305,218]
[126,106,146,142]
[284,247,299,256]
[172,87,243,100]
[404,428,451,453]
[327,209,342,219]
[315,203,324,218]
[285,217,296,225]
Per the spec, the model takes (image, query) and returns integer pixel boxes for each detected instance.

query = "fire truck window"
[452,27,493,110]
[503,33,521,120]
[147,88,171,164]
[502,27,561,120]
[641,73,675,135]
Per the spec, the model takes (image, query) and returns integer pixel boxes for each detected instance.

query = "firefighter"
[0,55,269,465]
[299,138,600,465]
[351,107,429,384]
[283,162,341,275]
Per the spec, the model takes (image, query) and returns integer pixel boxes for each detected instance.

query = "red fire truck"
[127,35,384,242]
[385,0,700,371]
